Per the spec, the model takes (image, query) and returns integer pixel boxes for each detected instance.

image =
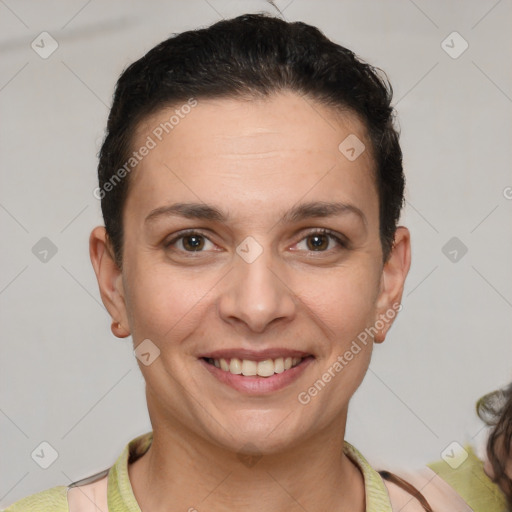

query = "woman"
[4,13,445,511]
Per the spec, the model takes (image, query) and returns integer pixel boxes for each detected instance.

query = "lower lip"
[200,357,314,394]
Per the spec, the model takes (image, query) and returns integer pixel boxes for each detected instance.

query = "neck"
[129,415,365,512]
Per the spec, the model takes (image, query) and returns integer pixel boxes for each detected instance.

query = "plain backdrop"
[1,0,511,506]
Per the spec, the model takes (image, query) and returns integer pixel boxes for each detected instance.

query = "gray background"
[1,0,511,506]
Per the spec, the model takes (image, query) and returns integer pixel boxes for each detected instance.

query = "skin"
[90,91,411,512]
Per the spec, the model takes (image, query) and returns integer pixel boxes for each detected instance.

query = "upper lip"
[199,348,313,362]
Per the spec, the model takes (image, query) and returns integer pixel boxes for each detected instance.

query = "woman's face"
[91,91,410,454]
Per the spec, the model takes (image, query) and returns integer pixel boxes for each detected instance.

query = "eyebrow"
[144,200,367,227]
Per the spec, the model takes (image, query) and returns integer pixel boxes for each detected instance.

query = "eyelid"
[292,228,348,251]
[164,227,348,253]
[164,228,218,249]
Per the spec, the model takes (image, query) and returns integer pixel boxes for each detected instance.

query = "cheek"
[123,259,214,343]
[294,262,381,339]
[123,241,381,350]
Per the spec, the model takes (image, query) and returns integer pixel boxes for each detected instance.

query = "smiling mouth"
[202,356,312,378]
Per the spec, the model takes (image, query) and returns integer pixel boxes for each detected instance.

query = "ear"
[89,226,130,338]
[373,226,411,343]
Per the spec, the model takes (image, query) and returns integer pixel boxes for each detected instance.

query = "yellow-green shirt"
[427,444,509,512]
[2,432,394,511]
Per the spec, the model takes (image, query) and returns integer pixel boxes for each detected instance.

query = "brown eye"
[165,231,216,253]
[306,234,330,251]
[295,229,347,253]
[181,234,205,251]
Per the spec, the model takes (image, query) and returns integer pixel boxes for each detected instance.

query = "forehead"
[125,91,378,226]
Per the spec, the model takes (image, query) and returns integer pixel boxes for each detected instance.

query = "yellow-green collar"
[107,431,392,511]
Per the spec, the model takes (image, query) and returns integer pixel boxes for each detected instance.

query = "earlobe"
[89,226,130,338]
[374,226,411,343]
[111,319,130,338]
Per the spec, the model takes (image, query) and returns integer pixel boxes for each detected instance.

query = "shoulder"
[67,474,108,512]
[2,432,150,512]
[383,467,473,512]
[426,444,508,512]
[2,485,68,512]
[2,469,110,512]
[382,443,508,512]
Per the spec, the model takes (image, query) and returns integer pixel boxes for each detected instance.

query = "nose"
[217,246,297,333]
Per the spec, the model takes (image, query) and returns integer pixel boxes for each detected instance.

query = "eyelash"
[164,228,348,255]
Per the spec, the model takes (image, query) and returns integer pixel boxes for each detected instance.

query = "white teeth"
[274,357,284,374]
[241,359,257,376]
[257,359,275,377]
[209,356,304,377]
[229,358,242,374]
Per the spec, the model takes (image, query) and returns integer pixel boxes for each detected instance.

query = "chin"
[204,411,312,456]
